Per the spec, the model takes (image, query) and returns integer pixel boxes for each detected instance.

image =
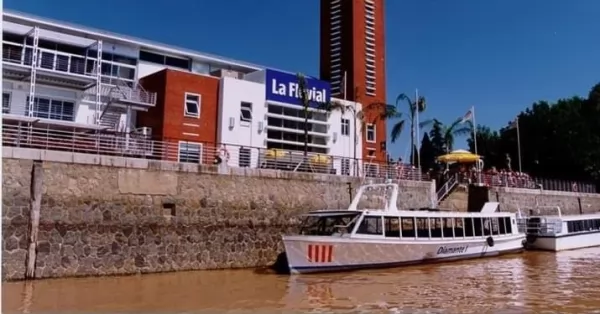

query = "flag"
[507,117,518,130]
[460,107,473,124]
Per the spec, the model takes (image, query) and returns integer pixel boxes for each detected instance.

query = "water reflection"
[4,249,600,313]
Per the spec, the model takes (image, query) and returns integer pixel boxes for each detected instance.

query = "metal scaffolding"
[83,40,103,125]
[22,25,104,121]
[25,26,39,117]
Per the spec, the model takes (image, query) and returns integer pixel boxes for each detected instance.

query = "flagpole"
[415,88,420,172]
[471,106,481,184]
[344,70,358,176]
[343,71,348,100]
[516,117,522,173]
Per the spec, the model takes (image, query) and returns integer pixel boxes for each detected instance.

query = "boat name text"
[437,245,469,255]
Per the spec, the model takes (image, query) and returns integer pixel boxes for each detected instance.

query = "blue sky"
[6,0,600,159]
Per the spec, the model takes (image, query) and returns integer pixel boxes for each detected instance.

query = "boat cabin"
[298,181,519,240]
[298,210,518,240]
[518,205,600,237]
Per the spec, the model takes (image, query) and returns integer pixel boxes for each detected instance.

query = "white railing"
[436,174,459,203]
[102,79,157,106]
[1,124,429,181]
[3,42,97,77]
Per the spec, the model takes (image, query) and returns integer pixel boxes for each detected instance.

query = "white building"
[217,69,363,175]
[2,10,261,134]
[2,10,365,176]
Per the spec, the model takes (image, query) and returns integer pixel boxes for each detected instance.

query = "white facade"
[217,72,363,176]
[217,76,267,168]
[2,10,262,132]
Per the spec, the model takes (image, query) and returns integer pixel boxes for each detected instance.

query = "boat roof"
[304,208,516,218]
[532,213,600,221]
[302,210,362,217]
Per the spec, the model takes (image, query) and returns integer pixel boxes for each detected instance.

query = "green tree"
[428,120,446,160]
[469,82,600,184]
[421,118,472,154]
[419,133,436,171]
[467,125,502,169]
[395,93,427,165]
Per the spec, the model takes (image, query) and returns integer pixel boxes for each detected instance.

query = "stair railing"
[436,173,459,204]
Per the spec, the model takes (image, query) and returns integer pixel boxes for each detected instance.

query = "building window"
[140,50,191,70]
[341,158,350,176]
[178,142,202,164]
[341,118,350,136]
[240,101,252,123]
[366,124,376,142]
[25,97,75,121]
[3,92,11,114]
[184,93,201,118]
[239,147,251,167]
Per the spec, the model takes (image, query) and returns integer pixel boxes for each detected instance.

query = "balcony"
[2,42,99,90]
[101,80,157,108]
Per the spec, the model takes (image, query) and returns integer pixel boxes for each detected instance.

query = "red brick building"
[319,0,387,163]
[138,69,220,164]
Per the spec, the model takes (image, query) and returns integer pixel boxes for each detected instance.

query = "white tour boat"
[518,206,600,251]
[281,181,526,274]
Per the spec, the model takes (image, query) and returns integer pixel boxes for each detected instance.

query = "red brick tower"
[319,0,387,163]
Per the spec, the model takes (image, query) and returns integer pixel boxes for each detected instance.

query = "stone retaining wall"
[491,187,600,215]
[2,148,435,280]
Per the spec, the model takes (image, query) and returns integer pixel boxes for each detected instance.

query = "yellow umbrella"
[310,154,330,164]
[437,149,482,163]
[265,149,288,158]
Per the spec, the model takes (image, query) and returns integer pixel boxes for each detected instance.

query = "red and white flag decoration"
[307,244,333,263]
[460,107,474,124]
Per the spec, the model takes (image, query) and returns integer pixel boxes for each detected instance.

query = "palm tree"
[421,118,473,154]
[319,94,397,174]
[296,73,342,165]
[396,93,427,165]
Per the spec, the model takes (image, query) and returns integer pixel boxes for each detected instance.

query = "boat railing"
[516,205,563,219]
[348,180,399,212]
[516,218,563,235]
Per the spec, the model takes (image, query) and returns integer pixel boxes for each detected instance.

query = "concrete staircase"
[439,184,469,211]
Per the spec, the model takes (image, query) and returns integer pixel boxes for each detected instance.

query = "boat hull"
[283,235,526,274]
[526,231,600,252]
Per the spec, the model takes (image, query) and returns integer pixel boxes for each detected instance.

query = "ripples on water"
[4,248,600,313]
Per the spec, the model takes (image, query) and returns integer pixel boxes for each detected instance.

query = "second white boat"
[519,206,600,251]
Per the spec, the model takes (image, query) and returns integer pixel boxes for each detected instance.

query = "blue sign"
[265,69,331,108]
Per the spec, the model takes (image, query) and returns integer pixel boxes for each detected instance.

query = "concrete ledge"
[3,147,433,187]
[492,186,600,198]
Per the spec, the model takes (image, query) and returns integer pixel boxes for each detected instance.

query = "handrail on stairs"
[436,173,459,204]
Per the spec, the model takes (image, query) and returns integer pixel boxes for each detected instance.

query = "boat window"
[401,217,415,237]
[498,217,507,234]
[567,219,600,233]
[453,218,465,237]
[430,218,442,238]
[490,218,500,235]
[473,218,484,237]
[483,218,492,236]
[416,218,429,238]
[464,218,475,237]
[299,213,361,236]
[504,217,513,234]
[442,218,454,238]
[356,216,383,235]
[384,217,400,237]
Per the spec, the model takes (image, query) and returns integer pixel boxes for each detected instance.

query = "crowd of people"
[451,166,538,189]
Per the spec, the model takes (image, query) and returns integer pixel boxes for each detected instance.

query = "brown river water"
[4,248,600,313]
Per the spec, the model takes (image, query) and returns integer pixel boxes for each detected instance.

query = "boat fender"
[486,236,495,247]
